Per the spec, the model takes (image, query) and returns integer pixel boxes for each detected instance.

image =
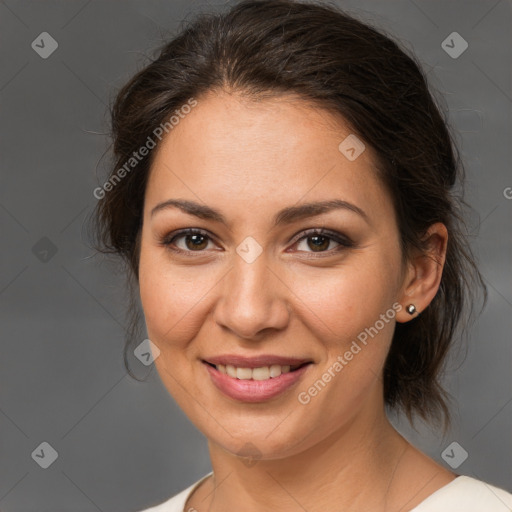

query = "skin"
[138,89,455,512]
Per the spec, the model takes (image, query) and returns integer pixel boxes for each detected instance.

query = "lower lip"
[203,362,312,403]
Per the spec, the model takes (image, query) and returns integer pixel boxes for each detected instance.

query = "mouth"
[202,360,312,380]
[202,358,313,402]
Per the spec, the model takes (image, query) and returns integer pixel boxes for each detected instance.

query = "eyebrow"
[150,198,370,227]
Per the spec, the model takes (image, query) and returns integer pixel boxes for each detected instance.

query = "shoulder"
[412,475,512,511]
[135,472,213,512]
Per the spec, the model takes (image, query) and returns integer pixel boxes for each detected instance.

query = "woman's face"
[138,90,410,459]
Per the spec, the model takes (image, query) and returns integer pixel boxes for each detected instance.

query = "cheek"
[139,245,182,340]
[289,255,399,345]
[138,250,210,395]
[138,247,217,349]
[292,265,398,413]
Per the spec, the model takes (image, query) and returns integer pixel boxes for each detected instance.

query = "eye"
[160,228,217,255]
[291,228,354,256]
[160,227,354,257]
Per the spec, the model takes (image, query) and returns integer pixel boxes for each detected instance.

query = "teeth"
[216,364,294,380]
[236,367,252,379]
[252,366,269,380]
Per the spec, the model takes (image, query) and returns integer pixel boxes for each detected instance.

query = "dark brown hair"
[90,0,486,429]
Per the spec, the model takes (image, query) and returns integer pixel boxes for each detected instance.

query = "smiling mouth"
[202,361,311,381]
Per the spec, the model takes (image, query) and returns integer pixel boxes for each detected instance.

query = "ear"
[395,222,448,323]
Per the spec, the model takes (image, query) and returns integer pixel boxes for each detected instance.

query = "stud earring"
[406,304,417,315]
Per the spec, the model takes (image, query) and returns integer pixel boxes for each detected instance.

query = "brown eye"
[161,227,353,257]
[182,233,209,251]
[161,228,215,254]
[293,229,353,255]
[304,234,332,252]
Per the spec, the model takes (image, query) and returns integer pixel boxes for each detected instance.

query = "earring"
[406,304,417,315]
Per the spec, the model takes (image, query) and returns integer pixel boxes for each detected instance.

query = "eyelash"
[159,228,354,258]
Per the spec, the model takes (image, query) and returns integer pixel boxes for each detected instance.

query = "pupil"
[309,235,329,251]
[187,234,207,250]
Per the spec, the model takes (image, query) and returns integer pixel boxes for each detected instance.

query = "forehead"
[145,90,391,225]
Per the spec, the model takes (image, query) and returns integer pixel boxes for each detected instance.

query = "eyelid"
[288,227,354,247]
[160,227,354,256]
[160,228,218,252]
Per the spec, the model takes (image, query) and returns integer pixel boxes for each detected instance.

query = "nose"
[213,249,291,341]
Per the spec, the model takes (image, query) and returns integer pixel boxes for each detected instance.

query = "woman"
[92,1,512,510]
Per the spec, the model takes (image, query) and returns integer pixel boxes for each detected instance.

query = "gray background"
[1,0,511,510]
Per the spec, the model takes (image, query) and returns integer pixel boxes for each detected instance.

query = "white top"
[137,472,512,512]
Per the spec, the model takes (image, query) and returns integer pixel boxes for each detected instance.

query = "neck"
[201,405,410,512]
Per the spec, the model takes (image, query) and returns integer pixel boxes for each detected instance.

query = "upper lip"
[203,354,313,368]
